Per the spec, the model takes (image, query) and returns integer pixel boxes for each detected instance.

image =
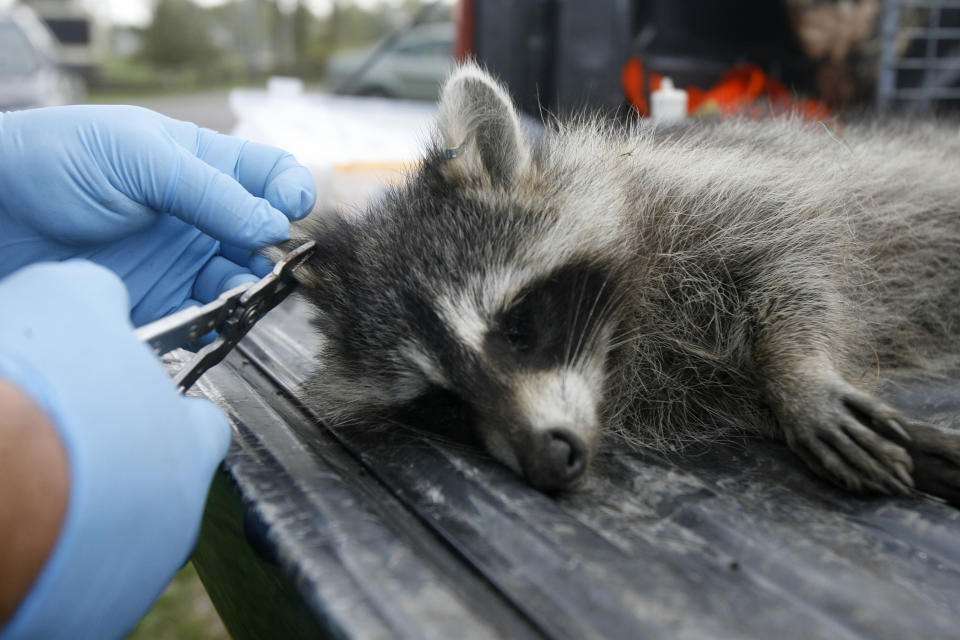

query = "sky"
[79,0,418,27]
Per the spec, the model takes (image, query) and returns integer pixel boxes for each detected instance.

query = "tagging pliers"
[134,241,316,392]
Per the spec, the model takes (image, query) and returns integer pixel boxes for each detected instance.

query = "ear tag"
[444,140,467,160]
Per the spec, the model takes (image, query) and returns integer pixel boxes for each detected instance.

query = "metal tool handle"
[136,241,317,392]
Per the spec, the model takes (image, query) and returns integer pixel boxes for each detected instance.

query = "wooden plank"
[195,295,960,639]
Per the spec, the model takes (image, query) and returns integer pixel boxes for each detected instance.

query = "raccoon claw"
[781,384,916,496]
[897,421,960,507]
[892,461,913,487]
[843,388,912,443]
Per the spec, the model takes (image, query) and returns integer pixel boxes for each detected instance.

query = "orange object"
[621,58,649,116]
[621,57,830,120]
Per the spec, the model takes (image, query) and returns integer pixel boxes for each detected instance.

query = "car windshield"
[0,22,41,76]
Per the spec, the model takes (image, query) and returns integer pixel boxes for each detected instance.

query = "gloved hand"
[0,105,317,326]
[0,261,231,639]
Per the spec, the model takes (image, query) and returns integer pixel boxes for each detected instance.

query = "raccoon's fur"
[279,64,960,500]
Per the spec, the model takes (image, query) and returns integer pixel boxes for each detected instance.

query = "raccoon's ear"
[437,63,530,185]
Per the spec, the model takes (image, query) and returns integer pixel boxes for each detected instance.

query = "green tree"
[139,0,222,75]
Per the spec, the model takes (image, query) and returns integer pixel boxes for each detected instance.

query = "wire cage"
[878,0,960,112]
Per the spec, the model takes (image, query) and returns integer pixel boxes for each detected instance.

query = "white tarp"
[230,79,439,210]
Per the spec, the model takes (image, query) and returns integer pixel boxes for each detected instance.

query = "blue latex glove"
[0,105,317,326]
[0,261,231,639]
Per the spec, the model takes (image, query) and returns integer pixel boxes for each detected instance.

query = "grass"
[127,563,229,640]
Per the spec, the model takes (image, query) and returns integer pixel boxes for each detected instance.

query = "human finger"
[193,255,258,304]
[182,396,232,463]
[219,244,275,277]
[175,122,317,221]
[163,145,290,248]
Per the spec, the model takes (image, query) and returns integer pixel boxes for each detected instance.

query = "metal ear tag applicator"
[135,240,317,392]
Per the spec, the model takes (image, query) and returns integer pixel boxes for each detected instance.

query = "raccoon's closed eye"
[502,300,537,352]
[487,262,616,370]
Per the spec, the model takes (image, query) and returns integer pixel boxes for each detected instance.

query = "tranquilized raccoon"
[278,64,960,502]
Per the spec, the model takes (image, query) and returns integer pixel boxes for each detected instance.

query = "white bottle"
[651,77,688,124]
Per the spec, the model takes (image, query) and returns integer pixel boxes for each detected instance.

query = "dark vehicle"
[326,22,454,101]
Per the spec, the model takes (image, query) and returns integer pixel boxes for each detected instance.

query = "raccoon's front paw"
[779,381,915,495]
[900,421,960,506]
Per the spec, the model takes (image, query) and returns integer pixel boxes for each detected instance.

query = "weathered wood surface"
[190,295,960,640]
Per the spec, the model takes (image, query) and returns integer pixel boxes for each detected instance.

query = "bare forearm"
[0,379,69,627]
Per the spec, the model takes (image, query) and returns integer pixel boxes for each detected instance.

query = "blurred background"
[2,0,959,637]
[0,0,454,130]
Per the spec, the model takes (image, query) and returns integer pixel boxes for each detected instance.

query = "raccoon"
[277,63,960,502]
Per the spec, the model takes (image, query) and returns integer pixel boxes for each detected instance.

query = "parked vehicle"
[326,22,454,101]
[21,0,97,76]
[0,5,85,111]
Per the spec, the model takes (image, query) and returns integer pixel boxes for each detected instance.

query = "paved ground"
[91,88,238,133]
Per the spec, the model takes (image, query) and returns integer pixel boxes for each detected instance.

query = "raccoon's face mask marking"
[485,264,618,490]
[486,262,617,371]
[306,252,619,492]
[424,261,619,491]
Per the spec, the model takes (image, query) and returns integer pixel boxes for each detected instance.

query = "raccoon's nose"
[524,429,588,491]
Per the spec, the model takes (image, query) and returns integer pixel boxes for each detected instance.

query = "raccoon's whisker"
[607,325,658,350]
[578,305,625,374]
[573,271,619,368]
[578,273,628,357]
[562,267,591,367]
[566,273,596,367]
